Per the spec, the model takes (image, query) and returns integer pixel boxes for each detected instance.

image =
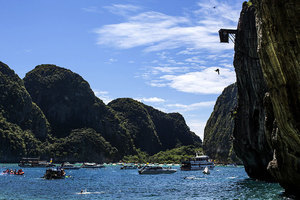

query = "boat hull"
[181,165,215,171]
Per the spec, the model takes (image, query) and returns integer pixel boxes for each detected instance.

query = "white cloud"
[137,97,166,103]
[186,119,207,140]
[154,67,235,94]
[221,63,234,68]
[185,56,206,64]
[166,101,215,111]
[104,4,141,16]
[93,90,112,104]
[94,5,237,52]
[95,0,240,95]
[151,66,190,74]
[94,0,242,53]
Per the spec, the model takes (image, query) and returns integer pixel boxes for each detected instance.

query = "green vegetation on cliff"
[0,62,49,140]
[1,62,200,162]
[47,128,117,163]
[23,64,135,158]
[108,98,162,155]
[108,98,202,155]
[0,62,48,161]
[122,145,203,164]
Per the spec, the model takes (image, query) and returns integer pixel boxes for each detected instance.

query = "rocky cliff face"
[233,3,274,181]
[203,83,240,164]
[23,64,135,156]
[0,62,49,161]
[145,105,202,151]
[1,62,202,162]
[232,0,300,195]
[254,0,300,195]
[0,62,49,139]
[108,98,163,155]
[108,98,202,155]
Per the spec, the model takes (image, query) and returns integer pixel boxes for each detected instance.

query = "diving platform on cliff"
[218,29,237,43]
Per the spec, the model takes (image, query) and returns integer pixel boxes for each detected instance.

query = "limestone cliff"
[108,98,202,155]
[0,62,49,161]
[144,105,202,151]
[203,83,240,164]
[254,0,300,195]
[108,98,162,155]
[23,64,135,156]
[0,62,49,139]
[233,3,274,181]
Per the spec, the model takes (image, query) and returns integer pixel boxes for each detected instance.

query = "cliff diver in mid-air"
[215,68,220,75]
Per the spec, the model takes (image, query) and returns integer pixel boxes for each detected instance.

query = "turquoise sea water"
[0,164,288,200]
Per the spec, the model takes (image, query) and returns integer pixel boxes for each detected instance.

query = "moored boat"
[120,164,139,170]
[181,154,214,171]
[81,162,105,168]
[61,162,80,170]
[138,165,177,174]
[18,157,55,168]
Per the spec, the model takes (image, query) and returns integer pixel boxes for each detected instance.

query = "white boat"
[81,163,105,168]
[181,154,215,171]
[18,157,56,168]
[203,166,210,174]
[61,162,80,170]
[138,165,177,174]
[120,164,138,170]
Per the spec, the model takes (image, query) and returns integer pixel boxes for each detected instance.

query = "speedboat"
[181,153,215,171]
[138,165,177,174]
[61,162,80,170]
[81,163,105,168]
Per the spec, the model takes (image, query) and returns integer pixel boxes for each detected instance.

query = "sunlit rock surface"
[233,3,274,181]
[254,0,300,195]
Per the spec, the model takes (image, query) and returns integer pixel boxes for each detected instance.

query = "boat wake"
[76,190,105,195]
[227,176,237,179]
[184,176,206,180]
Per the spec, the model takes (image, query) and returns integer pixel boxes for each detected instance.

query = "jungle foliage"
[0,62,201,162]
[122,145,203,164]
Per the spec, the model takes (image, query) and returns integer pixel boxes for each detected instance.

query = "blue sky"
[0,0,243,139]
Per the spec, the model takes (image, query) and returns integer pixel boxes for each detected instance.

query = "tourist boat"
[81,162,105,168]
[120,164,139,170]
[61,162,80,170]
[180,154,215,171]
[138,165,177,174]
[43,168,65,179]
[18,157,55,168]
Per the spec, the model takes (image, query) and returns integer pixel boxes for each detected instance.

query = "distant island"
[0,62,201,163]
